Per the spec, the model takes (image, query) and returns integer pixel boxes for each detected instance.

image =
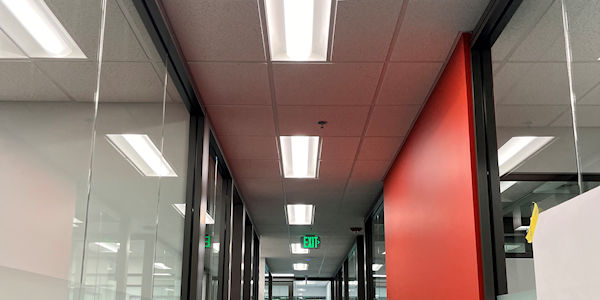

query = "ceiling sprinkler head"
[317,120,328,128]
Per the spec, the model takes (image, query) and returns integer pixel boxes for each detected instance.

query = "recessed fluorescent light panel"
[500,181,517,193]
[372,264,383,272]
[154,263,171,270]
[280,136,321,178]
[0,0,86,58]
[293,263,308,271]
[291,243,310,254]
[106,134,177,177]
[272,273,295,277]
[172,203,215,224]
[497,136,555,176]
[264,0,332,61]
[286,204,314,225]
[94,242,120,253]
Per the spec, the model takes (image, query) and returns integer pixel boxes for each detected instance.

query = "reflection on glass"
[347,245,358,300]
[293,280,332,300]
[273,281,291,300]
[0,0,190,299]
[371,205,386,300]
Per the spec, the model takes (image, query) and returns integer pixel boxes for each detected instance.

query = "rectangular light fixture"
[373,274,386,278]
[106,134,177,177]
[291,243,310,254]
[293,263,308,271]
[264,0,332,61]
[94,242,120,253]
[153,273,172,277]
[280,136,321,178]
[286,204,314,225]
[154,262,172,270]
[515,225,530,232]
[272,273,295,277]
[500,181,517,193]
[172,203,215,224]
[72,217,82,228]
[0,0,86,58]
[372,264,383,272]
[497,136,555,176]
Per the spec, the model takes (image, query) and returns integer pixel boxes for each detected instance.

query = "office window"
[492,0,600,298]
[0,0,189,299]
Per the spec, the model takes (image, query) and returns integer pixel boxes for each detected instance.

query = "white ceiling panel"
[390,0,488,61]
[350,160,391,182]
[366,105,420,136]
[318,160,354,180]
[161,0,265,61]
[320,137,361,161]
[357,137,404,160]
[277,106,370,136]
[206,105,276,136]
[551,105,600,127]
[377,62,442,105]
[272,63,382,105]
[332,0,404,61]
[0,62,69,101]
[495,105,568,127]
[216,135,278,160]
[228,159,281,179]
[237,178,284,202]
[189,62,271,105]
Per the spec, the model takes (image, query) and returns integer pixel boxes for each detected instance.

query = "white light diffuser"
[497,136,555,176]
[293,263,308,271]
[94,242,120,253]
[280,136,321,178]
[500,181,517,193]
[0,0,86,58]
[373,274,386,278]
[172,203,215,224]
[153,273,172,277]
[372,264,383,271]
[106,134,177,177]
[272,273,295,277]
[515,225,530,232]
[154,262,171,270]
[291,243,310,254]
[286,204,314,225]
[264,0,332,61]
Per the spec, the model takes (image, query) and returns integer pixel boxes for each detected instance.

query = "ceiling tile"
[228,159,281,179]
[0,62,68,101]
[350,161,391,182]
[189,62,271,105]
[284,179,346,204]
[366,105,420,136]
[332,0,403,61]
[237,178,283,202]
[216,135,278,160]
[495,105,568,127]
[377,62,442,105]
[277,106,370,136]
[357,137,404,160]
[206,105,276,136]
[272,63,382,105]
[390,0,488,61]
[162,0,265,61]
[318,160,354,180]
[551,105,600,127]
[102,0,149,62]
[320,137,361,161]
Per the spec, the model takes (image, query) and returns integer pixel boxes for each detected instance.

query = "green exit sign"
[205,235,211,248]
[302,235,320,249]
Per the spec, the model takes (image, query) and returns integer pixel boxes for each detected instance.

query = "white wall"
[533,185,600,299]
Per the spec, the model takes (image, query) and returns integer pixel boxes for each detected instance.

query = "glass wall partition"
[293,280,332,300]
[489,0,600,298]
[0,1,191,299]
[369,204,386,300]
[346,245,358,300]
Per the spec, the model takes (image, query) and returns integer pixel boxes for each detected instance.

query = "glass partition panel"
[371,206,386,300]
[347,245,358,300]
[293,280,331,300]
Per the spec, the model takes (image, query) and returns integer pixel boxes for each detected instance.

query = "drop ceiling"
[161,0,489,276]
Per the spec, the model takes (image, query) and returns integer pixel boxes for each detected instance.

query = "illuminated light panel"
[286,204,314,225]
[293,263,308,271]
[154,263,171,270]
[106,134,177,177]
[272,273,295,277]
[264,0,332,61]
[172,203,215,224]
[500,181,517,193]
[291,243,310,254]
[372,264,383,271]
[94,242,120,253]
[153,273,172,276]
[280,136,321,178]
[497,136,555,176]
[0,0,86,58]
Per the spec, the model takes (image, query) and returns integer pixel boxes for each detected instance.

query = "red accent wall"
[383,33,483,299]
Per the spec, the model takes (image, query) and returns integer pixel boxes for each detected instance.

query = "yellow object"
[525,203,540,243]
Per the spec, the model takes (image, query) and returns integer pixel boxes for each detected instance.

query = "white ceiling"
[162,0,489,276]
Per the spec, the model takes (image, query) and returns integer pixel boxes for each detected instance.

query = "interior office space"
[2,0,600,299]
